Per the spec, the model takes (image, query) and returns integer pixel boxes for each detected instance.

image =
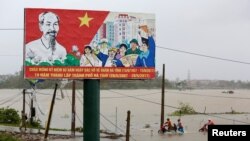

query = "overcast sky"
[0,0,250,81]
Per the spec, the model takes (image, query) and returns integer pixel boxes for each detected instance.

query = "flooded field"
[1,89,250,141]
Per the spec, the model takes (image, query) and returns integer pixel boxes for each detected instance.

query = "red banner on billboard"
[24,8,156,79]
[25,66,155,79]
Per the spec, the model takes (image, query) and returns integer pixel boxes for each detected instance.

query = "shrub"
[75,126,83,132]
[0,108,21,124]
[27,119,42,128]
[171,102,197,116]
[0,132,21,141]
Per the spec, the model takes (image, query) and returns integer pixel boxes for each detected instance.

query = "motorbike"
[158,123,177,134]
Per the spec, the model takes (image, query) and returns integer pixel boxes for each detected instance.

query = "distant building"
[91,13,155,47]
[106,21,115,46]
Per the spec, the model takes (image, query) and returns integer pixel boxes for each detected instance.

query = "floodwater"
[1,89,250,141]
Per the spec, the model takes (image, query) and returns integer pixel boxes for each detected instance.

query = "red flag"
[25,8,109,53]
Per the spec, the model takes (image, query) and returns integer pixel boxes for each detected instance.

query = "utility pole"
[22,89,26,114]
[30,92,34,124]
[71,80,76,136]
[126,110,131,141]
[160,64,165,128]
[44,83,58,140]
[22,89,26,127]
[187,69,191,89]
[115,107,118,133]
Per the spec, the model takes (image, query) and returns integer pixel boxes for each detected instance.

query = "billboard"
[24,8,156,79]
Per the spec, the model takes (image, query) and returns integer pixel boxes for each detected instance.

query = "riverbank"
[0,125,80,141]
[0,131,75,141]
[0,125,124,141]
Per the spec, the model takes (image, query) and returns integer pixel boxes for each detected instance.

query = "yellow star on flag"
[78,13,93,27]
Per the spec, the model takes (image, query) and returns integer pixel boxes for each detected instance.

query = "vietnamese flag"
[25,8,109,53]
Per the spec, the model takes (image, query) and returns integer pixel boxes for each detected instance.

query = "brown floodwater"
[1,89,249,141]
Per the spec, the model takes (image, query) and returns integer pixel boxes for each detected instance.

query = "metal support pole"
[160,64,165,128]
[84,79,100,141]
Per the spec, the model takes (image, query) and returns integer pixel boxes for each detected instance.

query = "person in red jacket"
[199,118,215,132]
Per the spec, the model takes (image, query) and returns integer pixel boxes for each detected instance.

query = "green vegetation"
[0,69,175,89]
[0,108,42,129]
[0,132,21,141]
[171,102,197,116]
[0,108,20,124]
[75,126,83,132]
[0,110,68,132]
[26,119,42,128]
[1,68,250,89]
[41,127,68,131]
[25,54,80,66]
[224,108,245,114]
[171,103,247,116]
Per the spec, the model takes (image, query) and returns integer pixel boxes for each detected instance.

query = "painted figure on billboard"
[98,38,109,55]
[126,39,141,55]
[116,43,128,60]
[97,47,123,67]
[135,30,155,67]
[116,43,138,67]
[25,11,67,65]
[80,45,102,67]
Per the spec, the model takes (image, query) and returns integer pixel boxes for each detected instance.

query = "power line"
[108,90,179,109]
[64,90,83,125]
[205,114,250,124]
[0,92,21,103]
[0,93,21,105]
[101,91,161,99]
[76,89,83,99]
[102,90,250,100]
[36,90,54,95]
[100,112,135,141]
[0,28,23,30]
[37,89,250,130]
[100,113,125,134]
[1,27,250,65]
[0,54,22,56]
[107,90,250,124]
[76,91,83,104]
[76,89,125,140]
[157,45,250,65]
[6,95,22,107]
[0,34,249,65]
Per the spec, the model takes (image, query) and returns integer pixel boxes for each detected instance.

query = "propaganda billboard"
[24,8,156,79]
